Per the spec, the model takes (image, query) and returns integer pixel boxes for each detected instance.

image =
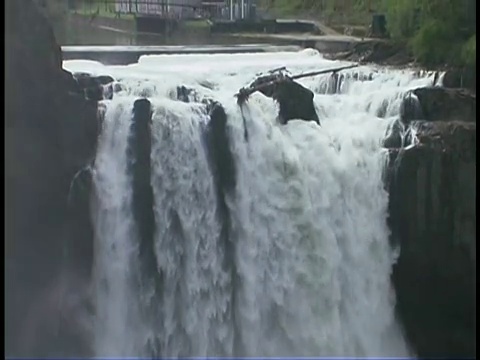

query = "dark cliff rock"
[399,92,425,124]
[5,0,98,356]
[411,87,476,123]
[386,115,476,356]
[443,66,476,93]
[393,86,476,148]
[176,85,200,103]
[204,101,240,352]
[73,73,115,101]
[206,102,236,193]
[382,120,404,149]
[128,99,157,279]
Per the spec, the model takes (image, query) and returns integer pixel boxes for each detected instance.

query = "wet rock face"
[206,102,236,193]
[176,85,199,103]
[73,73,115,101]
[5,0,98,356]
[128,99,157,274]
[382,120,404,149]
[412,87,476,123]
[443,67,476,92]
[399,93,424,124]
[386,95,476,357]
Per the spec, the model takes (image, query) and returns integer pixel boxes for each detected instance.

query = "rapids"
[64,48,436,357]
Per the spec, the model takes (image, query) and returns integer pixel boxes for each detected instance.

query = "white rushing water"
[64,48,436,357]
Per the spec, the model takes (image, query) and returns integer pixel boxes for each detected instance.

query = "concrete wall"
[62,14,270,46]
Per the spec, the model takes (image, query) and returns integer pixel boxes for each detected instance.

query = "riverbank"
[60,13,475,92]
[325,40,476,92]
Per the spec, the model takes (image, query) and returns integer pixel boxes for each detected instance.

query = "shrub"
[461,34,476,66]
[410,19,457,66]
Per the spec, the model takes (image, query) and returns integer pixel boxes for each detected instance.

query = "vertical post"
[241,0,244,19]
[230,0,233,20]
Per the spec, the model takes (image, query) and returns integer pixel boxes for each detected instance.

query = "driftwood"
[235,64,359,104]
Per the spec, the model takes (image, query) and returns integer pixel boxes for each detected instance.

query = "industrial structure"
[95,0,258,20]
[226,0,257,20]
[114,0,202,19]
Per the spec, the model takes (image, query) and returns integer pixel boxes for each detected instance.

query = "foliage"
[461,34,476,67]
[381,0,476,66]
[262,0,476,67]
[409,19,458,65]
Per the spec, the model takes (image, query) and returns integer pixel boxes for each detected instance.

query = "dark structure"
[238,73,319,125]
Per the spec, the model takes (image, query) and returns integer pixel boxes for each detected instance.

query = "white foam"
[71,48,436,357]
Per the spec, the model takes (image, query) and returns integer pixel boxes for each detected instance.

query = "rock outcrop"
[242,75,320,125]
[73,73,115,101]
[443,66,476,93]
[5,0,98,356]
[206,102,236,193]
[235,68,320,125]
[128,99,157,278]
[411,87,476,123]
[385,87,476,358]
[272,80,320,125]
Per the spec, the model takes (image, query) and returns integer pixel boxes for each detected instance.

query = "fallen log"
[235,63,359,103]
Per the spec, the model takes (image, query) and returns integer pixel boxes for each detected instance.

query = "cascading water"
[64,48,436,357]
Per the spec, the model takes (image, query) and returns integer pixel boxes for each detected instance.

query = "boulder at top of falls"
[176,85,199,103]
[249,76,319,125]
[274,80,319,125]
[401,87,476,124]
[73,73,115,101]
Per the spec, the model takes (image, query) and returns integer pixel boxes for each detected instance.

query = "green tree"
[384,0,476,67]
[261,0,476,67]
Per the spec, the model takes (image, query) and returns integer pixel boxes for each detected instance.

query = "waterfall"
[64,48,436,357]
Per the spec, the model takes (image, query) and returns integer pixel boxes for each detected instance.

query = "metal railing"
[71,0,233,20]
[74,0,209,12]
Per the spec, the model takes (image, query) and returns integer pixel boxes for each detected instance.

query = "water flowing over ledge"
[62,44,304,65]
[63,49,438,358]
[6,1,475,357]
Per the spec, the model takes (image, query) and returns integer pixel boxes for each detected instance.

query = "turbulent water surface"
[64,48,436,357]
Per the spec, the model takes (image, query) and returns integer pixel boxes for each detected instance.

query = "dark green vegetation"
[387,0,475,67]
[262,0,476,68]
